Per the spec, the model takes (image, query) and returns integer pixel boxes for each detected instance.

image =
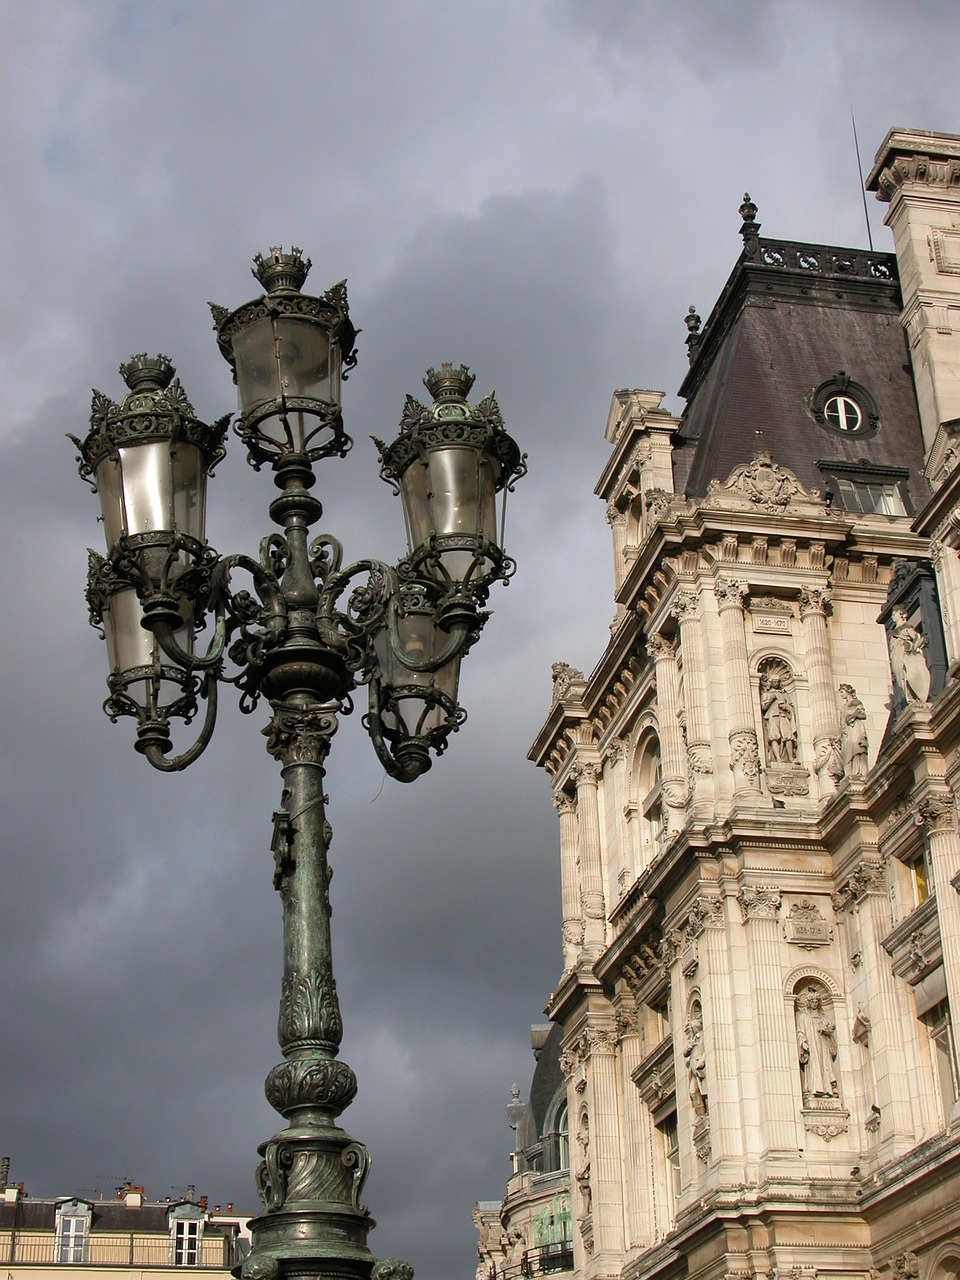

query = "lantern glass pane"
[428,446,482,538]
[171,441,206,542]
[274,316,333,402]
[95,454,124,552]
[233,316,281,414]
[105,587,155,680]
[119,441,173,535]
[399,464,431,553]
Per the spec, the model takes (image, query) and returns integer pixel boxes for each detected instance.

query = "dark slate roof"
[677,235,929,510]
[527,1022,565,1139]
[0,1199,232,1236]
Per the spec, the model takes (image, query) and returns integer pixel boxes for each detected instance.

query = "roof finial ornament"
[685,304,702,365]
[739,192,761,257]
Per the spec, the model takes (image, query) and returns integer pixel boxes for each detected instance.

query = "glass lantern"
[376,364,525,598]
[211,247,357,468]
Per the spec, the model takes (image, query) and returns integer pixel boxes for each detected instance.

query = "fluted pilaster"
[715,578,761,795]
[799,584,843,797]
[670,589,714,806]
[647,633,688,829]
[555,790,582,970]
[737,886,796,1153]
[573,763,606,960]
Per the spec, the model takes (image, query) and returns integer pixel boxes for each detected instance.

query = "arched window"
[638,737,664,863]
[556,1100,570,1171]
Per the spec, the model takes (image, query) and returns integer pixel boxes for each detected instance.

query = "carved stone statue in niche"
[575,1110,591,1215]
[838,683,869,777]
[795,984,839,1100]
[759,663,798,764]
[684,1005,708,1116]
[889,607,931,703]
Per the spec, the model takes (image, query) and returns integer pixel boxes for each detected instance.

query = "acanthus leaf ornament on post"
[72,249,525,1280]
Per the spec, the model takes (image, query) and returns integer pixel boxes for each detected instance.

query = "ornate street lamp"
[72,248,524,1280]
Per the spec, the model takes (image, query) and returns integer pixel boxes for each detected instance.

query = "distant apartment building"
[0,1168,249,1279]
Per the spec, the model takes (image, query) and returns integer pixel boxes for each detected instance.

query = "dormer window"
[55,1201,91,1263]
[806,372,879,437]
[169,1204,204,1266]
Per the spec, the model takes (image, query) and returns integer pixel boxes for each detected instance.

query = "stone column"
[606,502,629,594]
[584,1029,626,1271]
[833,861,918,1150]
[737,886,797,1156]
[614,1003,649,1251]
[605,740,630,900]
[670,589,714,808]
[715,577,762,796]
[688,894,743,1176]
[572,763,606,961]
[920,791,960,1114]
[555,789,582,971]
[646,633,689,832]
[798,583,843,797]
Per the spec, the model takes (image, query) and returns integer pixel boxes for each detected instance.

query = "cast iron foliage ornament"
[72,249,525,1280]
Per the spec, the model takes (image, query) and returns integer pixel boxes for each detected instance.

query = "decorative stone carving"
[799,584,831,617]
[671,590,700,622]
[645,488,674,522]
[833,861,885,913]
[646,632,675,660]
[738,886,782,921]
[767,766,811,796]
[730,730,761,780]
[707,451,810,512]
[687,743,714,775]
[795,984,839,1102]
[759,659,799,764]
[553,790,576,816]
[715,577,749,610]
[684,1003,708,1117]
[687,894,724,936]
[889,608,931,703]
[915,791,955,832]
[838,684,869,778]
[784,899,832,948]
[893,1253,920,1280]
[552,662,585,704]
[693,1114,711,1163]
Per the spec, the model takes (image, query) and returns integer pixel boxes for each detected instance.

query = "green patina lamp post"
[72,248,525,1280]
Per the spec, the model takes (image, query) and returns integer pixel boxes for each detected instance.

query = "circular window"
[823,394,863,432]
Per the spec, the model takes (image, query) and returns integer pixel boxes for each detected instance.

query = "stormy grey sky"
[1,3,958,1278]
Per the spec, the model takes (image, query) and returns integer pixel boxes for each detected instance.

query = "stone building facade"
[477,128,960,1280]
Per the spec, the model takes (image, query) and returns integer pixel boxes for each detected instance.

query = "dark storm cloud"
[3,3,960,1278]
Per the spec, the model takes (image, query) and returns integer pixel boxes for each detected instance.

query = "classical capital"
[671,589,700,623]
[646,632,676,661]
[738,885,782,921]
[554,790,577,816]
[687,894,725,936]
[572,762,601,788]
[915,791,956,834]
[715,576,749,611]
[799,583,831,617]
[605,502,625,527]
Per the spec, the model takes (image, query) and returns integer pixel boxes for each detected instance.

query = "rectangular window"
[834,477,907,516]
[58,1217,87,1264]
[655,1110,680,1229]
[923,999,959,1122]
[174,1220,201,1266]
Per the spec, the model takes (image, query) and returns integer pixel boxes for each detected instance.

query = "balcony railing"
[0,1231,239,1268]
[489,1243,574,1280]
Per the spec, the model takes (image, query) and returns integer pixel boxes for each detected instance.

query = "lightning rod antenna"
[851,107,874,251]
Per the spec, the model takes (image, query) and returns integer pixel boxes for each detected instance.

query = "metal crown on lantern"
[71,248,524,1280]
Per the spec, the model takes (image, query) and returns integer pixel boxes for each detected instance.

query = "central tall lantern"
[73,248,524,1280]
